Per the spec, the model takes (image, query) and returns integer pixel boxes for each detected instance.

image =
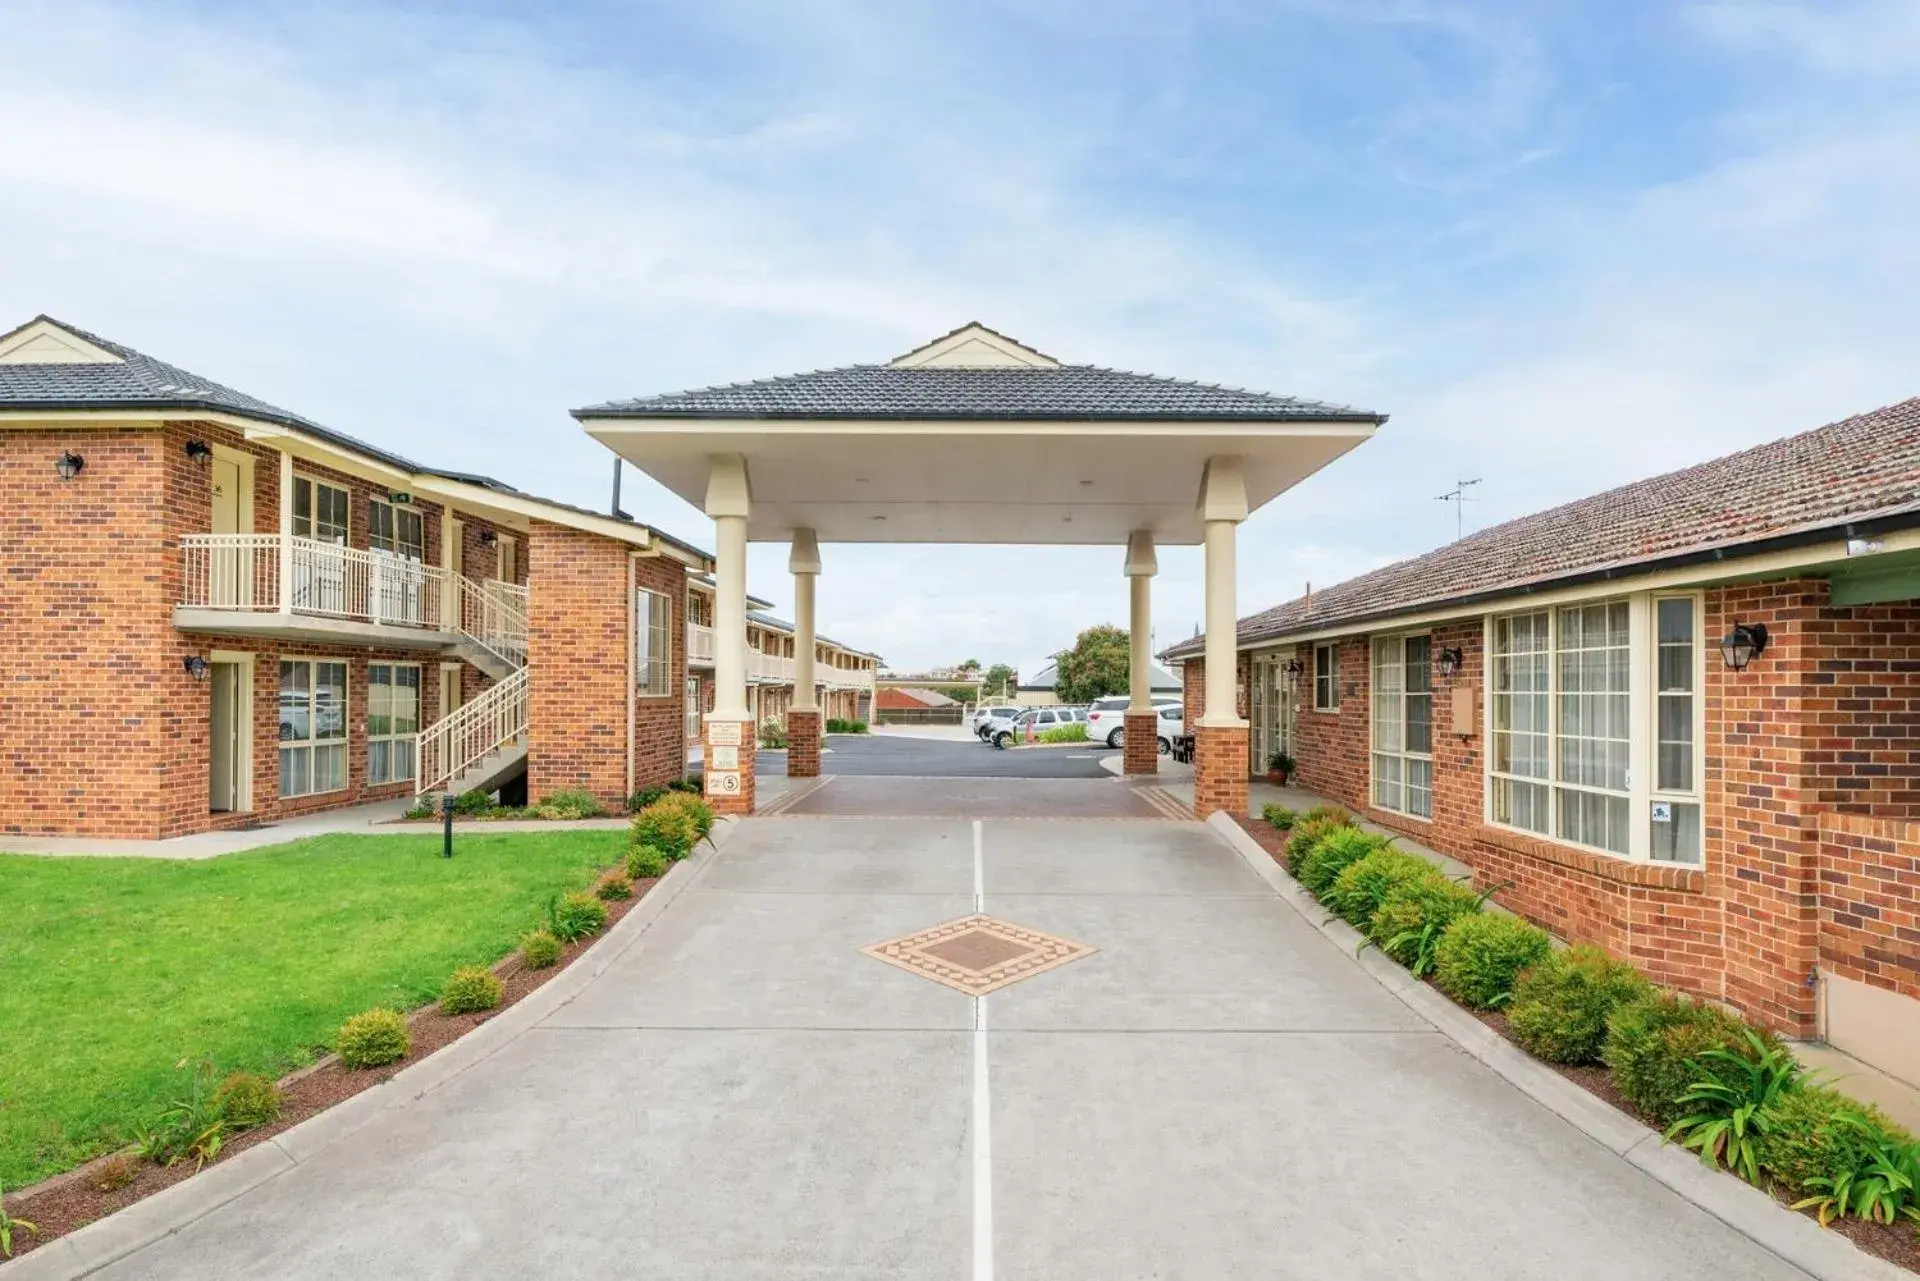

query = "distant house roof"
[0,315,714,566]
[1163,397,1920,659]
[1022,658,1182,692]
[875,686,957,709]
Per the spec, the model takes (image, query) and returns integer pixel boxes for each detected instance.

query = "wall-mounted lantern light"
[1719,622,1769,671]
[182,655,210,681]
[1282,657,1303,677]
[1436,646,1464,680]
[478,529,498,546]
[55,451,85,481]
[184,440,213,464]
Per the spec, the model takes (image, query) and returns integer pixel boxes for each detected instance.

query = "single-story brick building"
[1166,398,1920,1083]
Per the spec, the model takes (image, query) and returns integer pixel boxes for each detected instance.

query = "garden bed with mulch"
[4,874,661,1261]
[1230,813,1920,1278]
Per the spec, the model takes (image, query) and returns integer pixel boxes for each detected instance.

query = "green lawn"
[0,831,624,1188]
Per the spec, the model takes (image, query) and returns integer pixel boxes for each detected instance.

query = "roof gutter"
[1165,506,1920,660]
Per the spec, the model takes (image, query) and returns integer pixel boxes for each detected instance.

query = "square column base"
[1192,724,1249,821]
[786,709,822,778]
[1122,710,1161,775]
[702,717,757,816]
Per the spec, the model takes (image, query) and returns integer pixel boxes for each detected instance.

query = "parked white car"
[989,706,1080,749]
[1085,695,1183,749]
[971,705,1021,739]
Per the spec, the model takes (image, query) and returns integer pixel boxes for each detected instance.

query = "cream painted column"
[1194,457,1250,819]
[790,529,820,711]
[1125,530,1157,711]
[705,455,751,718]
[439,505,457,631]
[277,449,294,615]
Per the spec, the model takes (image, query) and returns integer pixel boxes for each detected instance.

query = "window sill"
[1369,805,1432,826]
[1474,824,1705,892]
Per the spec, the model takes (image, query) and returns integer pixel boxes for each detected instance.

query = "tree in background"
[957,658,982,674]
[981,662,1016,698]
[1053,625,1131,705]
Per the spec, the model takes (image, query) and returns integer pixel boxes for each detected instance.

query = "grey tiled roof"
[1163,397,1920,660]
[1022,659,1181,691]
[576,365,1382,423]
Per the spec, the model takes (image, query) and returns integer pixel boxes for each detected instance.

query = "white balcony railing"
[750,650,797,682]
[687,621,715,664]
[457,576,528,668]
[182,534,448,630]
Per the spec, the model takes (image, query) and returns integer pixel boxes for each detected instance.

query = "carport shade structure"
[574,323,1385,818]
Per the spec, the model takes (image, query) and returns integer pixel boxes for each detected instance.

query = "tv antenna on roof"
[1436,478,1481,541]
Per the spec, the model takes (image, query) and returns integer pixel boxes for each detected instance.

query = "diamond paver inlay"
[861,914,1096,995]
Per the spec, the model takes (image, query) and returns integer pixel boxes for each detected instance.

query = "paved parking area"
[782,775,1163,818]
[90,806,1812,1280]
[791,732,1117,779]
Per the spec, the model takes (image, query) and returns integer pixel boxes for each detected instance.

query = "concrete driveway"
[88,812,1810,1280]
[784,731,1118,779]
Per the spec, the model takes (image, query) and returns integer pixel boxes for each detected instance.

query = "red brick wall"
[527,522,630,808]
[632,552,690,792]
[1806,601,1920,819]
[1289,636,1370,806]
[1817,812,1920,1002]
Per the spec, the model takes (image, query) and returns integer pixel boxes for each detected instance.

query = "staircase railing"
[417,666,529,795]
[455,575,528,670]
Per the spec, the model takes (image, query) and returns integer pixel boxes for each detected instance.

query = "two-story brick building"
[0,315,884,838]
[1166,398,1920,1083]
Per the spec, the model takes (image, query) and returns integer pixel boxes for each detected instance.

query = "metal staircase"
[416,576,531,797]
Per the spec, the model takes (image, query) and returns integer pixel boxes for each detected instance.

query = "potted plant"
[1266,750,1296,786]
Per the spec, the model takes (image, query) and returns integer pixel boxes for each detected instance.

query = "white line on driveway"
[972,818,994,1281]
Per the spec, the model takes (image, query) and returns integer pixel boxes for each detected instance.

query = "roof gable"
[0,318,124,365]
[889,322,1059,369]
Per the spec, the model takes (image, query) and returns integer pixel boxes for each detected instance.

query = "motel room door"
[1250,652,1297,772]
[209,659,248,812]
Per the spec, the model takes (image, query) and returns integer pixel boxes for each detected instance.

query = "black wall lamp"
[184,440,213,464]
[1436,646,1464,680]
[183,655,210,681]
[1282,657,1303,677]
[478,529,498,546]
[1719,622,1770,671]
[54,451,85,481]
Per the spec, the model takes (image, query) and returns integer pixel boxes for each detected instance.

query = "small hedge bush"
[1603,992,1776,1128]
[1322,849,1443,930]
[212,1071,283,1129]
[655,791,715,839]
[1505,945,1655,1065]
[596,872,634,901]
[1367,878,1484,970]
[1754,1086,1906,1193]
[759,719,789,749]
[450,789,494,817]
[626,844,669,880]
[529,788,606,820]
[626,785,666,813]
[439,965,504,1015]
[1299,827,1393,898]
[520,929,562,969]
[548,891,609,942]
[1284,811,1354,877]
[631,804,699,859]
[1261,803,1298,831]
[1039,722,1090,743]
[667,777,701,794]
[825,718,868,734]
[1433,913,1553,1010]
[337,1008,410,1069]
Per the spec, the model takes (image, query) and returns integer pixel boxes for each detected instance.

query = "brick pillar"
[702,717,757,816]
[1193,724,1249,821]
[1123,710,1160,775]
[787,708,822,778]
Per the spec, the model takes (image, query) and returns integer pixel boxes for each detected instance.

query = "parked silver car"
[971,705,1022,739]
[989,705,1079,749]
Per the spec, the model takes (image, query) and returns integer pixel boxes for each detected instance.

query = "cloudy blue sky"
[5,0,1917,675]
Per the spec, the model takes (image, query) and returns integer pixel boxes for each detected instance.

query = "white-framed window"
[291,476,349,543]
[1313,642,1340,711]
[635,587,672,697]
[367,663,421,785]
[685,676,701,744]
[1486,594,1703,863]
[1371,633,1433,818]
[278,658,347,798]
[367,499,424,560]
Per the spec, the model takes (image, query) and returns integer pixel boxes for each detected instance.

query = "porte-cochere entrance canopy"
[573,324,1385,818]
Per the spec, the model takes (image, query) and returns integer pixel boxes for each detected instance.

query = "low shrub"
[450,789,494,817]
[1505,945,1655,1065]
[1603,993,1776,1128]
[134,1062,228,1169]
[547,891,609,942]
[1039,721,1090,743]
[212,1071,283,1129]
[626,785,666,813]
[1796,1131,1920,1226]
[1665,1030,1805,1183]
[1284,811,1354,877]
[1261,803,1298,831]
[1301,803,1350,826]
[758,719,789,749]
[653,791,715,840]
[1757,1086,1905,1193]
[520,929,562,969]
[1299,827,1393,898]
[667,777,701,794]
[626,844,669,880]
[402,797,436,820]
[631,801,699,859]
[1322,849,1442,930]
[529,788,607,821]
[337,1008,410,1070]
[439,965,504,1015]
[1433,913,1553,1010]
[825,718,869,734]
[90,1153,138,1193]
[596,872,634,901]
[1367,878,1484,975]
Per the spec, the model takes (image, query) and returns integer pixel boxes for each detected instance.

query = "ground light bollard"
[441,793,455,859]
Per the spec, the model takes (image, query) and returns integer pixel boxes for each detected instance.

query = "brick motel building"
[1167,399,1920,1083]
[0,316,876,841]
